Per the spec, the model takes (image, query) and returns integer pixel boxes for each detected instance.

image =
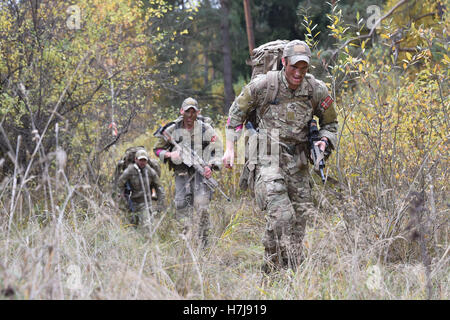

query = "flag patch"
[321,96,333,110]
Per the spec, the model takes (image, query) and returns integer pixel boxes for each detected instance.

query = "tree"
[220,0,235,112]
[0,0,182,182]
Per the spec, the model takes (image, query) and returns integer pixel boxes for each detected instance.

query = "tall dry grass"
[0,125,448,299]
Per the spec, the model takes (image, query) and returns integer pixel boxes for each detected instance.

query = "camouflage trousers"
[254,164,315,271]
[174,171,212,248]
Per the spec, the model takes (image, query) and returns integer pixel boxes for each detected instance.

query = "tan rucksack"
[249,40,289,108]
[250,40,288,78]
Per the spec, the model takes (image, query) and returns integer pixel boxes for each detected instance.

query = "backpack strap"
[258,70,279,122]
[304,75,316,111]
[304,75,314,100]
[263,70,279,106]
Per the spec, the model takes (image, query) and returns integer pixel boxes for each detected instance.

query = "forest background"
[0,0,448,300]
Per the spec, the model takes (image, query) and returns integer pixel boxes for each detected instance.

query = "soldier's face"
[283,59,308,90]
[136,158,147,169]
[181,107,199,128]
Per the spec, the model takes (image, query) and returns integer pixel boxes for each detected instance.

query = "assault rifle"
[154,126,231,202]
[124,181,135,212]
[308,119,326,183]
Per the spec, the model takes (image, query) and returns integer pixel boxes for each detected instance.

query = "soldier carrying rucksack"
[114,147,166,227]
[222,40,339,272]
[113,146,161,199]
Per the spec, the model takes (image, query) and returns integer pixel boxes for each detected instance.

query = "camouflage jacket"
[117,163,165,206]
[153,117,222,174]
[226,70,338,149]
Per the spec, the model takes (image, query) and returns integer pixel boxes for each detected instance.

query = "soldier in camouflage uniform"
[153,97,222,248]
[117,149,166,227]
[223,40,338,271]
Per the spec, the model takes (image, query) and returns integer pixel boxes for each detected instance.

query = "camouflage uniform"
[154,101,222,247]
[117,162,166,226]
[226,42,338,270]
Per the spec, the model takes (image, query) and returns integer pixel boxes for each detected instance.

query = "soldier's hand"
[167,150,181,164]
[223,148,234,169]
[314,140,327,152]
[203,166,212,179]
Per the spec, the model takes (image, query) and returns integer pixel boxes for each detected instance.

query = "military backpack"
[113,146,161,188]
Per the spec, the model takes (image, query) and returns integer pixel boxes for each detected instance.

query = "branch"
[11,52,92,214]
[329,0,409,62]
[397,47,419,52]
[99,109,136,153]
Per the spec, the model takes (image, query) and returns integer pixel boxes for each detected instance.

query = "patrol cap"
[283,40,311,65]
[135,149,149,161]
[181,97,199,111]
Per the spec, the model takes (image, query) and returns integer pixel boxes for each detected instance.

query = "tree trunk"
[243,0,255,56]
[220,0,234,113]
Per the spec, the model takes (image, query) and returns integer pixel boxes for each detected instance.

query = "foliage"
[0,0,448,301]
[320,0,448,266]
[0,0,183,178]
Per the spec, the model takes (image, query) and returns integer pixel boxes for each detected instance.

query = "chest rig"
[256,71,314,145]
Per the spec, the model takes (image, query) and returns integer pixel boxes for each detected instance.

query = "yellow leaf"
[406,52,412,61]
[443,54,450,64]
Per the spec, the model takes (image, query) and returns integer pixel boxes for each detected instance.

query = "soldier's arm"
[223,82,261,168]
[117,168,131,195]
[312,80,339,150]
[225,85,257,143]
[153,124,175,162]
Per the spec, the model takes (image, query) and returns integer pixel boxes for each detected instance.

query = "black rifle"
[154,126,231,201]
[124,181,135,212]
[308,119,326,183]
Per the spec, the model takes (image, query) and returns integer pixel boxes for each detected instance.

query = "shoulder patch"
[321,95,334,110]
